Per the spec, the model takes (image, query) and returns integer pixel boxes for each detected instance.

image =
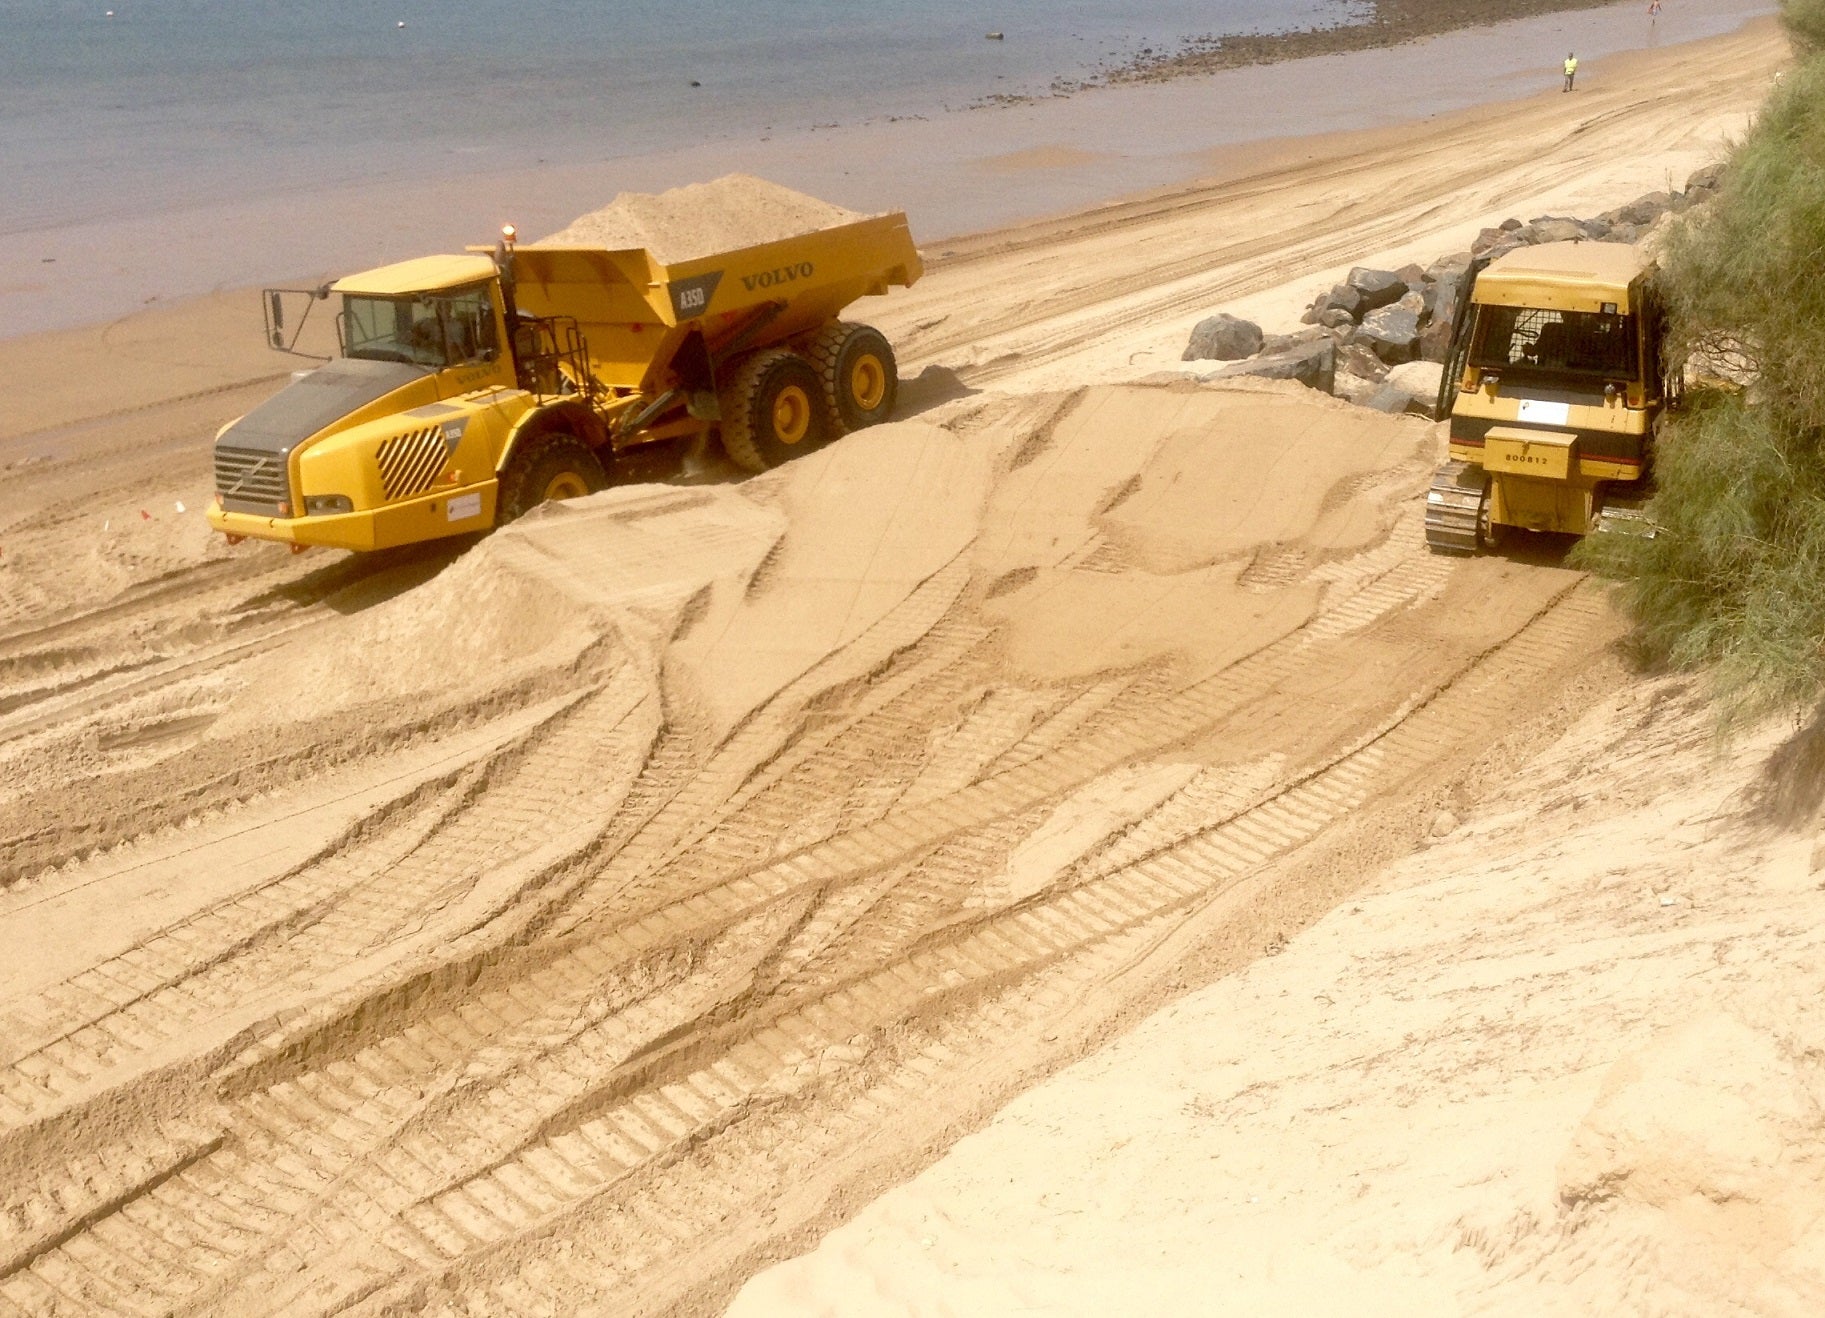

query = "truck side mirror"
[262,286,334,360]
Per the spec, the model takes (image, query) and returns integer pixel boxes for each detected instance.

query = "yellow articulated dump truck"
[207,215,920,552]
[1425,241,1675,553]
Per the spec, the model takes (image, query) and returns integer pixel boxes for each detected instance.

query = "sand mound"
[978,382,1432,682]
[538,174,864,263]
[211,485,786,737]
[214,420,988,745]
[667,419,996,738]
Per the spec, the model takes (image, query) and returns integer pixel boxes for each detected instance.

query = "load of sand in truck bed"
[538,173,866,263]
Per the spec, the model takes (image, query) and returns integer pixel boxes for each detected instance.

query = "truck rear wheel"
[807,321,897,435]
[497,431,607,524]
[719,349,828,472]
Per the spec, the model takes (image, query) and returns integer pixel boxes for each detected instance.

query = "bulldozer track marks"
[0,511,1611,1314]
[0,544,433,745]
[0,674,652,1126]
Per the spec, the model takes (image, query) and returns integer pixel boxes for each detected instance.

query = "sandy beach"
[0,10,1806,1317]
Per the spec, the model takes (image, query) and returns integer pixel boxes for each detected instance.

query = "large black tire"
[496,431,607,524]
[806,321,898,435]
[718,348,828,472]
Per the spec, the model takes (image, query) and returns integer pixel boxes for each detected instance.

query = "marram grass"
[1572,0,1825,718]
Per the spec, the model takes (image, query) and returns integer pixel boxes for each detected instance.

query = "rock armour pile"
[1180,166,1728,418]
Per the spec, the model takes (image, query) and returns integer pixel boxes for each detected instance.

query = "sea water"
[0,0,1349,237]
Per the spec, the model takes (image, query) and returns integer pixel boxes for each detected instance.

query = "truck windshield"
[342,287,497,368]
[1469,306,1638,381]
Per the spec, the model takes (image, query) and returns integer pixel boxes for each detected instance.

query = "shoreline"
[1102,0,1654,86]
[0,0,1773,343]
[0,14,1784,453]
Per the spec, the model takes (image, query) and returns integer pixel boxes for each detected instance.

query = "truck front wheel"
[719,349,828,472]
[808,322,898,435]
[497,432,607,524]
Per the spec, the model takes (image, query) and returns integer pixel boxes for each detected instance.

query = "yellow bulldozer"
[207,214,921,553]
[1425,241,1676,552]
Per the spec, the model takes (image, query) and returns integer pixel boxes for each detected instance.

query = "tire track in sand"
[0,524,1596,1315]
[49,580,1602,1317]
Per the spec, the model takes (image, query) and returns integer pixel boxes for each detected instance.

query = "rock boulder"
[1210,339,1335,394]
[1612,191,1673,227]
[1337,342,1390,382]
[1419,270,1466,362]
[1355,304,1421,365]
[1314,283,1365,320]
[1424,252,1472,284]
[1260,327,1328,355]
[1183,312,1265,362]
[1386,360,1445,416]
[1686,162,1726,194]
[1524,216,1586,244]
[1347,267,1408,313]
[1330,373,1382,406]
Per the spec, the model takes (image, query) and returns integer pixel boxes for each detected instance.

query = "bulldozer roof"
[332,254,497,298]
[1474,241,1651,313]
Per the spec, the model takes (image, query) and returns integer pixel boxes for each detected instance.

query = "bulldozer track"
[0,674,653,1127]
[0,551,438,761]
[1424,458,1487,555]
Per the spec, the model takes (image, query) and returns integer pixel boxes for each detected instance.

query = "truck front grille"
[375,426,452,501]
[215,445,291,515]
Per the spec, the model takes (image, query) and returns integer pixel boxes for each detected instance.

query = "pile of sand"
[207,486,787,739]
[976,381,1432,683]
[538,174,864,263]
[666,418,995,738]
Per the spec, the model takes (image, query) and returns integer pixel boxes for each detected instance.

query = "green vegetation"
[1574,0,1825,716]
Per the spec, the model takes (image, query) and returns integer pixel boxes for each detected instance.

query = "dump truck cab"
[207,211,920,556]
[336,258,511,385]
[207,254,553,551]
[1425,241,1673,552]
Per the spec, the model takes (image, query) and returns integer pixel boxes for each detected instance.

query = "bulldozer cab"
[1446,243,1666,405]
[1469,304,1640,383]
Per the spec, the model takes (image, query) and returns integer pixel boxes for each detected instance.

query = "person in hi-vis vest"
[1563,52,1579,91]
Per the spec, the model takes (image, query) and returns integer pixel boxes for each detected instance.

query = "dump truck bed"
[511,213,922,395]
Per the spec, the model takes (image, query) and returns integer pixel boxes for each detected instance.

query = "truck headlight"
[304,494,354,515]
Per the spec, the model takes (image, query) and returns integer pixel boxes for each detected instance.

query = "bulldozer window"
[1469,306,1639,381]
[342,287,497,368]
